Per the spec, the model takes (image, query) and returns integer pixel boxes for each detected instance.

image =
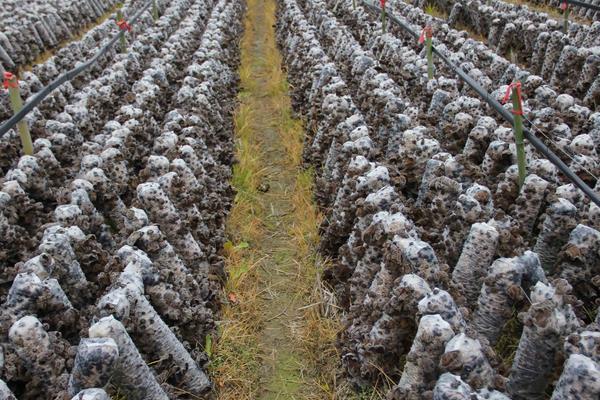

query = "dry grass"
[493,308,522,373]
[208,1,266,396]
[266,11,345,393]
[267,14,304,168]
[274,56,365,400]
[288,168,343,400]
[209,245,264,398]
[423,3,448,19]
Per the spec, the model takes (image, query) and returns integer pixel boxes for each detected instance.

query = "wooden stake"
[380,0,387,33]
[152,0,159,21]
[510,83,526,188]
[5,74,33,156]
[419,26,434,80]
[426,34,433,80]
[117,10,127,53]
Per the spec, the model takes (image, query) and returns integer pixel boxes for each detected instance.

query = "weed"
[493,307,523,373]
[424,3,448,19]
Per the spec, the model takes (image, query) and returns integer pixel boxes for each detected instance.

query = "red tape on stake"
[117,19,132,32]
[502,82,524,115]
[380,0,386,8]
[418,25,433,44]
[3,72,18,90]
[560,0,568,10]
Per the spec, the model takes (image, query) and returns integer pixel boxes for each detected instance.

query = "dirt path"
[211,0,342,398]
[244,0,312,396]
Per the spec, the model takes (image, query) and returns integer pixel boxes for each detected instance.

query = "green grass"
[493,308,523,372]
[424,3,448,19]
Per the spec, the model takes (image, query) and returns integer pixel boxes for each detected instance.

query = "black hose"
[565,0,600,11]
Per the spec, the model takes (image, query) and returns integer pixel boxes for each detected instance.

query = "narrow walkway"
[212,0,342,398]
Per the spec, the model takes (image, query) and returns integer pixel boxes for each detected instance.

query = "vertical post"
[426,27,433,80]
[353,0,356,10]
[563,6,570,33]
[380,0,387,33]
[117,10,127,53]
[509,82,526,188]
[152,0,159,21]
[561,1,570,34]
[419,26,434,80]
[4,73,33,156]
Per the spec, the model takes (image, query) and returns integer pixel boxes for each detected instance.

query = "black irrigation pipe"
[0,0,155,137]
[564,0,600,12]
[361,0,600,207]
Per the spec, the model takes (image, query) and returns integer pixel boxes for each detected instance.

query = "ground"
[210,0,348,398]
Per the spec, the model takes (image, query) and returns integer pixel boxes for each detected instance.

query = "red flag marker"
[117,19,132,32]
[502,82,523,115]
[3,72,18,90]
[560,0,568,10]
[418,25,433,44]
